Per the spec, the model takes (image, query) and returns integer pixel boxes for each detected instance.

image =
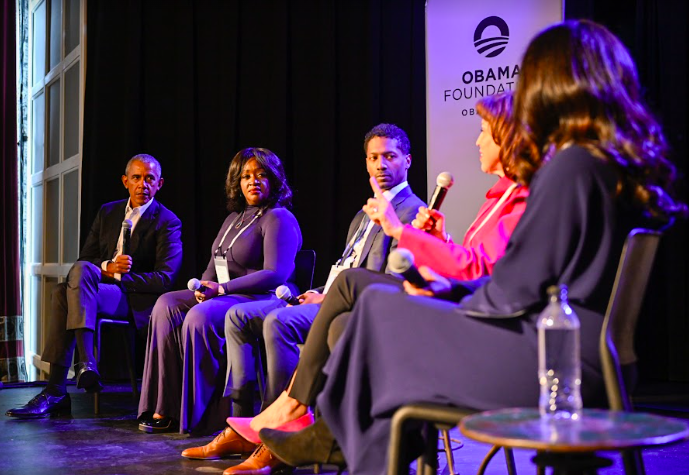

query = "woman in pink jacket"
[400,92,528,279]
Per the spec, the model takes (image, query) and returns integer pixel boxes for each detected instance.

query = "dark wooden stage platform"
[1,382,688,474]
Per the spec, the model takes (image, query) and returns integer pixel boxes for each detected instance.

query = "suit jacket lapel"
[358,222,381,265]
[345,211,367,244]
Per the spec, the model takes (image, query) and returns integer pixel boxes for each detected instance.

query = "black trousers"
[288,268,403,405]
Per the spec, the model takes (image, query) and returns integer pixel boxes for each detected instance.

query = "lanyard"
[465,183,518,245]
[215,208,263,258]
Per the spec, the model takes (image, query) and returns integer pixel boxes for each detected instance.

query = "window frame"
[24,0,85,378]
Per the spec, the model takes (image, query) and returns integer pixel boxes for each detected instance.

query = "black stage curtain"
[82,0,427,287]
[82,0,687,382]
[566,0,689,383]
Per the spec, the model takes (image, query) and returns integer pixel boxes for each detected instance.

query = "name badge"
[323,265,346,294]
[214,256,231,284]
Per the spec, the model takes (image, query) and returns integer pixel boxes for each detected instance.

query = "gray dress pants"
[42,261,129,367]
[224,300,319,415]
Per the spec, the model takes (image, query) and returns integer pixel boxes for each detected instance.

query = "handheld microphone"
[428,172,454,211]
[276,285,301,306]
[388,249,429,288]
[121,219,133,255]
[187,278,208,294]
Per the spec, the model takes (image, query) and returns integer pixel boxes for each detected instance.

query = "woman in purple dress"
[138,148,302,435]
[258,20,686,475]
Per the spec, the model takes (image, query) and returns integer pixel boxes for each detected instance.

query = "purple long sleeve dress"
[139,205,301,435]
[318,146,653,475]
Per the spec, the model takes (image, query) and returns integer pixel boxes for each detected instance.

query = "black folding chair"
[386,228,661,475]
[92,312,139,414]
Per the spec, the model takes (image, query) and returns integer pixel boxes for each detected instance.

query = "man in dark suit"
[6,154,183,418]
[180,123,425,464]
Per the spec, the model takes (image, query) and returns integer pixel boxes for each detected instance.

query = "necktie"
[339,214,371,265]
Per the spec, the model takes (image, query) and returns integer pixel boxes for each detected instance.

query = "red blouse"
[397,176,528,280]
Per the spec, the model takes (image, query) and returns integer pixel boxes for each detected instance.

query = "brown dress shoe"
[181,426,257,460]
[223,444,294,475]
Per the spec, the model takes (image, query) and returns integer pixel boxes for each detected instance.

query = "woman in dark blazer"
[258,20,687,475]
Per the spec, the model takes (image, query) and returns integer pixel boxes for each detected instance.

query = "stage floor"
[1,382,688,475]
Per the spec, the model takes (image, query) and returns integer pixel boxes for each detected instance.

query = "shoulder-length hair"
[507,20,684,219]
[476,92,514,176]
[225,148,293,213]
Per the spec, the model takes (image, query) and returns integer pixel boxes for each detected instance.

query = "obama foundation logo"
[474,16,509,58]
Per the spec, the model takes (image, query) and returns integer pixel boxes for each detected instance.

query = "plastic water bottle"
[538,285,582,420]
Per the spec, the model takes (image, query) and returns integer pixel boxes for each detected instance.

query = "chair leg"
[536,450,546,475]
[388,404,475,475]
[388,405,411,475]
[419,423,439,475]
[476,446,517,475]
[388,408,438,475]
[504,448,517,475]
[122,329,138,399]
[477,445,501,475]
[621,448,645,475]
[255,341,266,406]
[94,326,100,415]
[441,429,458,475]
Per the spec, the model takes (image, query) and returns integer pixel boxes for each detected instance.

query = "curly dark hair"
[506,20,685,220]
[363,123,411,155]
[225,148,293,212]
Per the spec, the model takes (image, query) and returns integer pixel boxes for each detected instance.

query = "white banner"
[425,0,562,241]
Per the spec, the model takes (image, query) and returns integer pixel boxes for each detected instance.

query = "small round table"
[459,408,689,474]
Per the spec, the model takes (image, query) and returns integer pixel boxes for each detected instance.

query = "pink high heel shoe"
[226,412,314,445]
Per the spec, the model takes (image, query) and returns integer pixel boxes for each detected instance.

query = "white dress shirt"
[101,198,155,280]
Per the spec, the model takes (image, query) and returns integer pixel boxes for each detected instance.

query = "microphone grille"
[122,219,133,229]
[276,285,291,300]
[436,172,454,188]
[187,278,201,291]
[388,249,414,274]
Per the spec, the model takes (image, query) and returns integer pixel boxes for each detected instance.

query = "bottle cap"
[546,284,568,301]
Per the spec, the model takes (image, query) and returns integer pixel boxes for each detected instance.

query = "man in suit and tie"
[6,154,183,419]
[179,123,425,463]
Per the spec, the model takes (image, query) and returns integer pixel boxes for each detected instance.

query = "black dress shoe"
[259,417,346,467]
[137,412,154,424]
[75,361,103,393]
[5,390,71,419]
[139,416,178,433]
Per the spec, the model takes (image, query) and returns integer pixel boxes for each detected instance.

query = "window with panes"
[25,0,84,377]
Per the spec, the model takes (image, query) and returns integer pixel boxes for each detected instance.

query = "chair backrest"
[600,228,661,411]
[293,249,316,293]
